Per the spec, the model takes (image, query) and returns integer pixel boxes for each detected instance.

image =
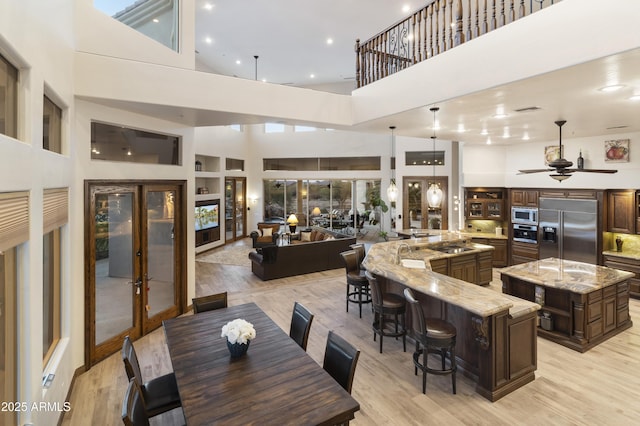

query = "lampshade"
[427,183,443,207]
[386,180,398,202]
[312,207,321,216]
[287,214,299,224]
[550,174,571,182]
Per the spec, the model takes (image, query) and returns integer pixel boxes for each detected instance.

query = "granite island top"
[362,235,539,318]
[500,257,635,294]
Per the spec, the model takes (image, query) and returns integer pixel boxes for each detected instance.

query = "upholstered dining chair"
[122,378,150,426]
[365,271,406,353]
[404,288,457,395]
[323,331,361,394]
[340,250,371,318]
[192,291,228,313]
[289,301,314,351]
[121,336,182,417]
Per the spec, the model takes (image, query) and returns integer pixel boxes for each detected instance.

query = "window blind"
[43,188,68,234]
[0,192,29,252]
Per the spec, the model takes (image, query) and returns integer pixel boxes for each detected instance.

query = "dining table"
[162,302,360,425]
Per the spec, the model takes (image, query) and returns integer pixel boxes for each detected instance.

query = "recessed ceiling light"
[629,94,640,101]
[310,74,315,79]
[502,127,510,138]
[493,113,508,119]
[205,37,212,44]
[152,18,159,23]
[599,84,625,92]
[235,60,241,65]
[457,124,465,133]
[486,137,492,145]
[204,3,214,11]
[402,5,411,13]
[522,132,530,140]
[480,128,488,135]
[326,38,333,45]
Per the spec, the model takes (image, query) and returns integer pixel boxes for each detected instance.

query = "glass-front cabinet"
[464,188,505,220]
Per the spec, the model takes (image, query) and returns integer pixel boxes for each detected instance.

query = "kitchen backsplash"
[465,220,508,235]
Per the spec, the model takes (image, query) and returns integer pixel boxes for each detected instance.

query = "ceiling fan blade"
[571,168,618,174]
[518,169,554,174]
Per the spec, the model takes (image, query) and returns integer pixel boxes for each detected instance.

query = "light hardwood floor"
[62,239,640,425]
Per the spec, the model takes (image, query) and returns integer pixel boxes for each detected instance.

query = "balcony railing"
[355,0,560,88]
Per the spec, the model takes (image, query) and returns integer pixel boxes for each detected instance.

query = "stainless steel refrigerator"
[538,198,598,264]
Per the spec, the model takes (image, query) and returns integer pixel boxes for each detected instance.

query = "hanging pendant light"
[386,126,398,202]
[427,107,443,208]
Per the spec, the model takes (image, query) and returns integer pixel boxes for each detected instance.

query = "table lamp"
[287,214,299,233]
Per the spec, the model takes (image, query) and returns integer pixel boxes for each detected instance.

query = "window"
[294,125,316,132]
[93,0,179,52]
[225,158,244,171]
[265,123,285,133]
[264,157,380,171]
[0,54,18,138]
[43,95,63,153]
[91,122,181,165]
[405,151,445,166]
[43,229,61,365]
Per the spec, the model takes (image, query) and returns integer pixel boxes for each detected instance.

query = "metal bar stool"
[365,271,406,353]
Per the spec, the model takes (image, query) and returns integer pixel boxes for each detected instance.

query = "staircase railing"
[355,0,561,88]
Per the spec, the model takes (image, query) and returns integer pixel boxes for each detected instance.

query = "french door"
[402,176,448,230]
[85,181,185,366]
[225,177,246,242]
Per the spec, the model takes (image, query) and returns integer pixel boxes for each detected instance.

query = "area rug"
[196,246,254,267]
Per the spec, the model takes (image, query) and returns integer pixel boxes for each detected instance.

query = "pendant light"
[427,107,443,208]
[386,126,398,202]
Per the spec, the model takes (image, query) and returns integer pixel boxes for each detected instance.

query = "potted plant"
[221,318,256,358]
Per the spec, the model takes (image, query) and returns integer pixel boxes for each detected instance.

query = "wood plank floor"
[62,239,640,425]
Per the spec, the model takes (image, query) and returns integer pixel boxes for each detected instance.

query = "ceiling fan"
[518,120,618,181]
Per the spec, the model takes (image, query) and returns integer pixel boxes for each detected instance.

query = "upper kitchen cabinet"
[607,190,636,234]
[465,188,505,220]
[510,189,538,207]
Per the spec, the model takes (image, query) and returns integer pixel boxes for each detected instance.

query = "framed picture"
[604,139,629,162]
[544,145,561,165]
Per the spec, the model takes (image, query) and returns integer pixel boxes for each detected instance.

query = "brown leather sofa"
[249,222,281,248]
[248,227,356,280]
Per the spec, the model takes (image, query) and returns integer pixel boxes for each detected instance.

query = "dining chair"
[404,288,457,395]
[121,336,182,417]
[121,378,150,426]
[192,291,228,313]
[289,301,314,351]
[323,331,360,394]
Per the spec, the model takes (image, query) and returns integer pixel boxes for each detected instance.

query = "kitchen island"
[500,258,633,352]
[363,235,540,402]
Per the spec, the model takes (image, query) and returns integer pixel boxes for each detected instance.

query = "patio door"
[85,181,185,366]
[225,177,246,242]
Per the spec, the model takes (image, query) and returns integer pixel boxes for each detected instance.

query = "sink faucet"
[396,242,411,264]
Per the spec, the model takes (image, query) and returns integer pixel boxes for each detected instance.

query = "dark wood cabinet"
[538,189,598,200]
[465,187,506,220]
[510,190,538,207]
[603,254,640,298]
[449,253,477,283]
[607,190,635,234]
[428,251,491,285]
[471,237,508,267]
[510,241,538,265]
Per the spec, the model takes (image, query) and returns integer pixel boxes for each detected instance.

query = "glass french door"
[402,176,448,230]
[225,177,246,242]
[86,182,184,366]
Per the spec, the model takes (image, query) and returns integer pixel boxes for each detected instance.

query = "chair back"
[365,271,383,310]
[122,336,144,387]
[289,302,314,351]
[404,288,427,337]
[192,292,228,314]
[323,331,360,394]
[122,378,150,426]
[350,243,366,267]
[340,250,359,275]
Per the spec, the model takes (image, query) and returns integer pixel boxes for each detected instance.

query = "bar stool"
[349,243,366,271]
[365,271,406,353]
[340,250,371,318]
[404,288,457,395]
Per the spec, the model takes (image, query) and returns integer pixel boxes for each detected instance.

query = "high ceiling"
[97,0,640,146]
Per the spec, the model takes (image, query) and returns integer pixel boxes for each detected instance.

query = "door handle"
[127,278,143,295]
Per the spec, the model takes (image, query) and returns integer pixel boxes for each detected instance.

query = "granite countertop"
[362,237,539,318]
[500,257,635,294]
[396,229,508,240]
[603,250,640,261]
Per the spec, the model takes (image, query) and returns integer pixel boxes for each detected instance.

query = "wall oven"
[511,207,538,225]
[513,224,538,244]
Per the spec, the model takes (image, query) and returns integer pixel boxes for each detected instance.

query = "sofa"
[250,222,281,248]
[248,227,356,280]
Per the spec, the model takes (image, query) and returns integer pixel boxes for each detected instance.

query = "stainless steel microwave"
[511,207,538,225]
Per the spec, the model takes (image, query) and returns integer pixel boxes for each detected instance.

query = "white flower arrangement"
[221,318,256,345]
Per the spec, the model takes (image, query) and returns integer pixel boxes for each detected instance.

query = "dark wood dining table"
[162,302,360,425]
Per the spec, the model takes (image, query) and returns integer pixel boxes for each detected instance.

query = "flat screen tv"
[195,200,220,231]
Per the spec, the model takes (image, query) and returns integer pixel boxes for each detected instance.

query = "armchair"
[250,222,280,248]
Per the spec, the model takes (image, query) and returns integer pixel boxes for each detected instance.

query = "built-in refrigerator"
[538,198,598,264]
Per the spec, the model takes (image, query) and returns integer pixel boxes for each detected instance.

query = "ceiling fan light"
[550,174,571,182]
